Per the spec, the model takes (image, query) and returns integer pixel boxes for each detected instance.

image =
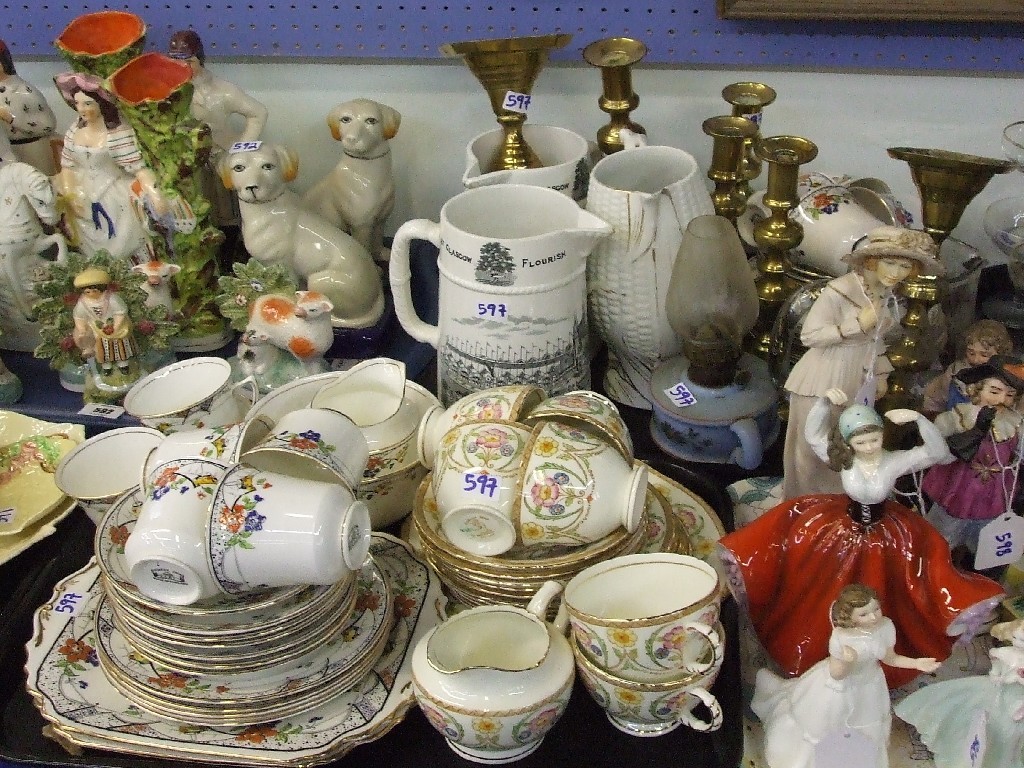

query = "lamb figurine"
[236,290,334,391]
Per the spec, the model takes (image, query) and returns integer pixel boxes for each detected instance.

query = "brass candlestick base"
[703,116,759,224]
[441,34,571,172]
[722,82,777,204]
[748,135,819,358]
[583,37,647,155]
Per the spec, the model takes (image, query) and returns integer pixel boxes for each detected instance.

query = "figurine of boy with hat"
[782,225,944,499]
[72,265,138,378]
[923,354,1024,564]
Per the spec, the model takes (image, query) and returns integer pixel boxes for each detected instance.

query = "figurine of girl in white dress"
[895,619,1024,768]
[51,72,164,262]
[754,583,941,768]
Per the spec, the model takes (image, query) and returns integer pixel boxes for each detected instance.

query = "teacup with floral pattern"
[564,552,722,684]
[431,421,533,557]
[241,407,368,490]
[572,632,723,737]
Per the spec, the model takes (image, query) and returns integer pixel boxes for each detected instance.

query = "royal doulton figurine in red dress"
[923,355,1024,564]
[782,226,942,499]
[719,387,1004,688]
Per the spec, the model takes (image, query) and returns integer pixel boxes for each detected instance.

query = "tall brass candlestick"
[722,82,777,204]
[582,37,647,155]
[441,33,571,172]
[748,135,819,357]
[702,116,759,224]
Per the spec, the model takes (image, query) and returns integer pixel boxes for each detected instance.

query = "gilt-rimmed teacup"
[141,416,273,493]
[564,552,722,683]
[573,634,723,737]
[417,384,545,469]
[431,420,533,557]
[240,407,368,489]
[124,357,257,433]
[55,426,164,523]
[123,457,230,605]
[208,462,371,594]
[521,390,634,462]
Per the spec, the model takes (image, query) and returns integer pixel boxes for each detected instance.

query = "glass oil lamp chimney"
[721,82,777,204]
[748,135,819,358]
[703,116,759,225]
[582,37,648,156]
[649,215,779,470]
[440,33,572,172]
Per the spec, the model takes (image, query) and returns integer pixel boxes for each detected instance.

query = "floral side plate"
[646,465,727,596]
[25,533,446,766]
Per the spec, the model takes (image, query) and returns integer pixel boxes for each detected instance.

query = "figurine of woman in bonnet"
[782,226,943,499]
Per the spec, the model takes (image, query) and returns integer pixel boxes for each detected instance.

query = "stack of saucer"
[411,475,656,610]
[94,485,394,726]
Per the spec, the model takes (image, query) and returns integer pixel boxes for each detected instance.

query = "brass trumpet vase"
[582,37,648,155]
[441,34,571,172]
[884,146,1013,409]
[721,82,777,204]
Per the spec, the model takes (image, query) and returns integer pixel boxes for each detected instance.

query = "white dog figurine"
[302,98,400,259]
[222,142,385,329]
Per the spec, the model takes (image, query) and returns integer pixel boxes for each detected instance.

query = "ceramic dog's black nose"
[246,185,258,194]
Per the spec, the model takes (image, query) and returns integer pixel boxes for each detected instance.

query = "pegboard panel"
[4,0,1024,72]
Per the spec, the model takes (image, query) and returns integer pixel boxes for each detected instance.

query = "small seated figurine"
[921,318,1013,418]
[719,387,1004,689]
[754,583,940,768]
[895,618,1024,768]
[922,355,1024,565]
[782,226,943,499]
[303,98,400,259]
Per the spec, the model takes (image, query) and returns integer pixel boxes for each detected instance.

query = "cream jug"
[585,132,715,409]
[411,581,575,763]
[390,184,612,406]
[462,124,596,203]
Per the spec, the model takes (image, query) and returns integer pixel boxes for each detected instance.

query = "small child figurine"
[895,618,1024,768]
[921,318,1013,418]
[72,266,138,377]
[754,584,940,768]
[922,355,1024,564]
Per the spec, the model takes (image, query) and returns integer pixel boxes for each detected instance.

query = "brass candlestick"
[441,33,571,172]
[748,135,819,358]
[702,116,759,224]
[582,37,648,155]
[722,82,777,204]
[880,146,1013,412]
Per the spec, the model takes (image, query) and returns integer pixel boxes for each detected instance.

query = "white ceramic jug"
[462,124,596,203]
[585,132,715,409]
[390,184,612,406]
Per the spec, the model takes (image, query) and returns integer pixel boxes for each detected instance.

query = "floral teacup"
[207,462,371,594]
[431,420,533,557]
[564,552,723,684]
